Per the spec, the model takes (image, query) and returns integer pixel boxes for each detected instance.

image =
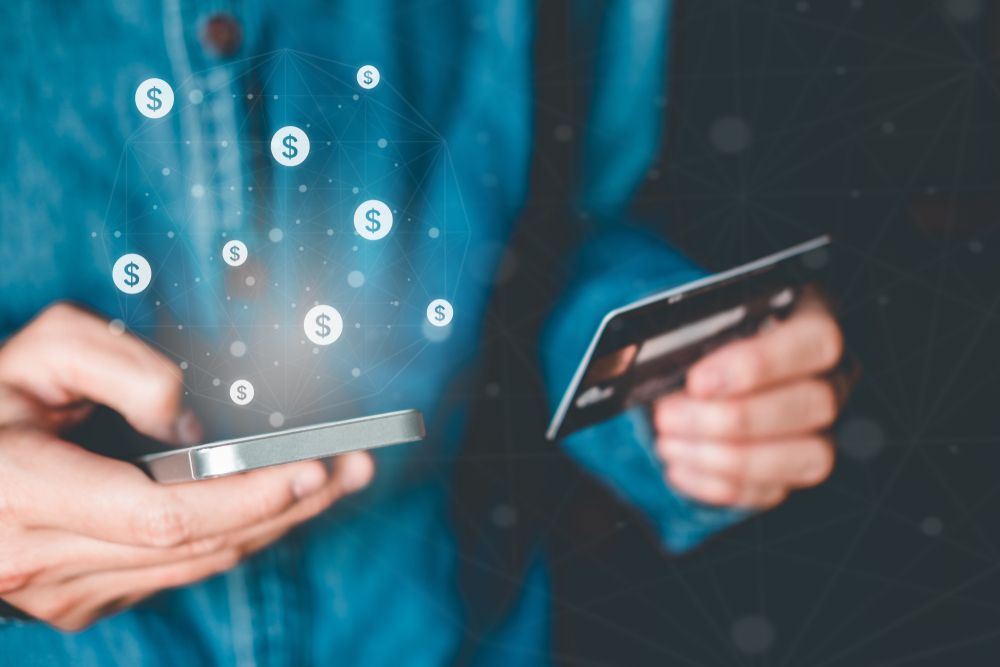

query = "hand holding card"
[547,236,845,509]
[547,236,832,440]
[653,288,843,508]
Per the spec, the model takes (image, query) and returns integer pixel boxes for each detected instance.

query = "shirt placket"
[159,2,301,666]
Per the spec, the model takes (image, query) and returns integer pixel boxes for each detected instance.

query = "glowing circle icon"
[222,239,248,267]
[112,253,152,295]
[270,125,310,167]
[230,379,255,406]
[304,304,343,346]
[426,299,454,327]
[357,65,380,90]
[353,200,393,241]
[135,78,174,119]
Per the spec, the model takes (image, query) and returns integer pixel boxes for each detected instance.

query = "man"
[0,1,843,664]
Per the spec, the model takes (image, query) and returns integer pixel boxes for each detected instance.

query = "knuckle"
[734,345,766,389]
[35,303,91,337]
[38,302,76,326]
[718,402,750,437]
[133,498,191,547]
[710,445,746,480]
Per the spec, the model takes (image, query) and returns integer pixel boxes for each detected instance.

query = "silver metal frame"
[139,409,426,483]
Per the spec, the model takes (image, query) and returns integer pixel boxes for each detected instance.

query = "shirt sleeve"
[539,224,748,553]
[538,0,746,552]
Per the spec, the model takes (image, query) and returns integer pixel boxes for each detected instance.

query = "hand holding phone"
[0,304,376,630]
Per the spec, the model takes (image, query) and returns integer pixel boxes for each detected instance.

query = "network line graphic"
[102,51,469,433]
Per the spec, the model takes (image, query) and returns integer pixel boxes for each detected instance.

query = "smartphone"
[138,409,425,483]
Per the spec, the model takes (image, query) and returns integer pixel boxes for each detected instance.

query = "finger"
[657,435,834,488]
[20,451,375,584]
[0,527,227,592]
[230,451,374,549]
[149,452,373,549]
[6,547,244,632]
[654,378,838,440]
[686,290,843,399]
[8,430,337,547]
[0,385,52,427]
[0,303,198,443]
[149,451,372,561]
[0,384,95,434]
[665,464,788,509]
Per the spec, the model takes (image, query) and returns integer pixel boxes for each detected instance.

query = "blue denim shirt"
[0,1,741,664]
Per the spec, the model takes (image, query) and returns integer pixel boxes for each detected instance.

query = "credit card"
[546,236,831,440]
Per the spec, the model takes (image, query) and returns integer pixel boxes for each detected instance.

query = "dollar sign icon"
[222,240,248,267]
[316,313,331,338]
[135,78,174,118]
[146,86,162,112]
[113,253,152,294]
[281,134,298,160]
[270,126,310,166]
[426,299,454,327]
[353,200,393,240]
[230,379,254,405]
[365,208,381,234]
[304,305,343,346]
[357,65,380,90]
[123,262,140,287]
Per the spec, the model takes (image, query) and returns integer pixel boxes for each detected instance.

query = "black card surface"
[546,236,831,440]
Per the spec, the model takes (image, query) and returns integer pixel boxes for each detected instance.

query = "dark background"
[457,1,1000,665]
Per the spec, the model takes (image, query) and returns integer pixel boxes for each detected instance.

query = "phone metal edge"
[544,235,830,441]
[141,409,425,483]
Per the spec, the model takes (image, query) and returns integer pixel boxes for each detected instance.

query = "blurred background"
[456,1,1000,664]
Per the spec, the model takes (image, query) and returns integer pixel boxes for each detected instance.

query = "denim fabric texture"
[0,1,740,664]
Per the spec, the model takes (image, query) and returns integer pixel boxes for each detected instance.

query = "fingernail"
[293,464,328,499]
[691,367,725,397]
[174,409,204,446]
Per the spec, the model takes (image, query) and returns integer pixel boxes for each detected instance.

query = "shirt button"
[201,14,242,57]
